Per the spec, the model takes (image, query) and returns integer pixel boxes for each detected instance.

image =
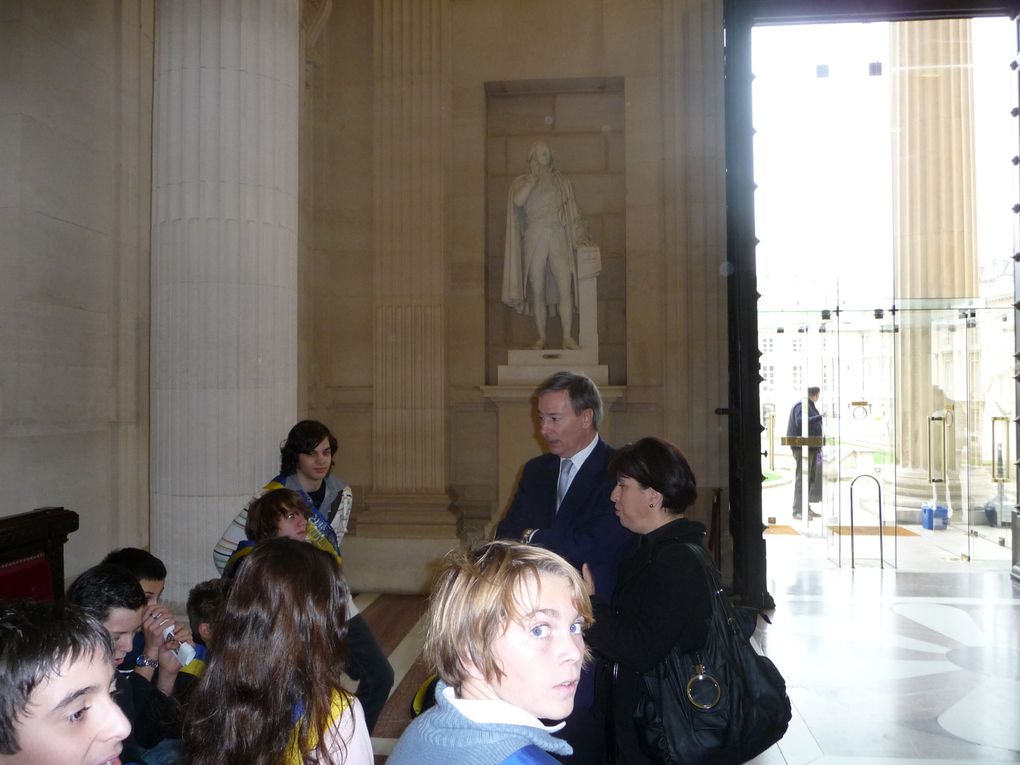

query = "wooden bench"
[0,507,79,603]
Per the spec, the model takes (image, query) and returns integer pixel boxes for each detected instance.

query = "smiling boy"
[0,599,131,765]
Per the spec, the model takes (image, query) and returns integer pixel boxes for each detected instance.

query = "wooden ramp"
[356,593,429,764]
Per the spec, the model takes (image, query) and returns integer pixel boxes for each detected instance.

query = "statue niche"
[501,140,596,351]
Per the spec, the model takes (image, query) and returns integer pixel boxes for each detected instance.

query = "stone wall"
[0,1,154,578]
[306,0,730,545]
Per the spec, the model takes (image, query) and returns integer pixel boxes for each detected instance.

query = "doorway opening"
[752,17,1018,570]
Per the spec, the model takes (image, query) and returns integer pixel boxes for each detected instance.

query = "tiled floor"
[359,500,1020,764]
[751,529,1019,764]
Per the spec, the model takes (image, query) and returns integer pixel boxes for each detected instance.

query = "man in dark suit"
[787,386,823,519]
[496,370,637,764]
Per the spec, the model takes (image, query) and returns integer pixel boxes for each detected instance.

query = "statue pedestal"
[498,245,607,385]
[499,348,608,385]
[576,245,600,351]
[480,384,624,532]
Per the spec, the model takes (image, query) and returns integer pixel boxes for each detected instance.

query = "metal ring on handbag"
[686,662,723,710]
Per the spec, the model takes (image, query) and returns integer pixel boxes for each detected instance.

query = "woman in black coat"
[582,436,713,765]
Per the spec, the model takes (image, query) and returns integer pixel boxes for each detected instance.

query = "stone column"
[660,0,731,575]
[891,19,978,520]
[661,0,728,485]
[151,0,300,604]
[357,0,459,540]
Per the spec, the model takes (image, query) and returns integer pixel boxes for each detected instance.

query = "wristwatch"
[135,654,159,669]
[521,528,537,544]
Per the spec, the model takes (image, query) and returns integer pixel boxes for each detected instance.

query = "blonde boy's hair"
[424,541,593,689]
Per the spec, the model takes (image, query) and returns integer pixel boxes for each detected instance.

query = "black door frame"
[723,0,1020,607]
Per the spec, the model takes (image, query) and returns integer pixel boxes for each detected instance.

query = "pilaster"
[360,0,459,538]
[660,0,728,486]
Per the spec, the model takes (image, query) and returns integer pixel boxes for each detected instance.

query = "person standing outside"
[787,386,823,519]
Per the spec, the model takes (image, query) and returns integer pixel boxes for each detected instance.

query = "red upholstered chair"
[0,507,79,603]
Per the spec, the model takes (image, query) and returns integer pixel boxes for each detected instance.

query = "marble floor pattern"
[356,531,1020,764]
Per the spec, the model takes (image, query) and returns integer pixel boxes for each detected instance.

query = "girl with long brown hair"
[185,538,373,765]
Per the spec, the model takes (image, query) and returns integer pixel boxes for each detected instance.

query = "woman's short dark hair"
[245,488,308,542]
[608,436,697,514]
[279,420,338,476]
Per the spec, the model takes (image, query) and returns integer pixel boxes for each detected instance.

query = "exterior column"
[358,0,458,538]
[151,0,300,603]
[891,20,978,518]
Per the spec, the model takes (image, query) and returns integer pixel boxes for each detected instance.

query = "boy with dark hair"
[0,599,131,764]
[175,578,229,697]
[221,489,310,577]
[97,548,183,687]
[101,548,167,605]
[67,565,187,765]
[185,578,228,651]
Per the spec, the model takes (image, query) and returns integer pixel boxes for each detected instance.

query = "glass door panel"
[961,305,1015,562]
[828,308,897,568]
[895,303,973,563]
[886,300,1014,566]
[753,16,1017,571]
[759,310,830,537]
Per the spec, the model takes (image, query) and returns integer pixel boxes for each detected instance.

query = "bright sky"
[752,18,1018,312]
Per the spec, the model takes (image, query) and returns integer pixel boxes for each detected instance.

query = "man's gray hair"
[537,370,603,430]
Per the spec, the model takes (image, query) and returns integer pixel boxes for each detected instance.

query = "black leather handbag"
[635,544,791,764]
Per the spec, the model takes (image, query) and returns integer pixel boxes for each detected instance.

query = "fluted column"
[359,0,458,537]
[151,0,300,603]
[891,20,977,514]
[661,0,728,485]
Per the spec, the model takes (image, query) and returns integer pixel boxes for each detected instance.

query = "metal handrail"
[848,474,884,569]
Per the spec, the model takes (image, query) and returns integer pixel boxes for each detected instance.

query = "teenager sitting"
[185,538,373,765]
[0,599,131,765]
[389,541,592,765]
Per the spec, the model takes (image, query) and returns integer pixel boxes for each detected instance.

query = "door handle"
[928,415,946,484]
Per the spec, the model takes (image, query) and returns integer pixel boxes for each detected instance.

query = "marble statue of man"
[502,140,587,350]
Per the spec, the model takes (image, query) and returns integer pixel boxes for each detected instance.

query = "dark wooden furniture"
[0,507,79,602]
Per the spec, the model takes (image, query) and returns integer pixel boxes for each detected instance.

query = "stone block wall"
[0,1,154,579]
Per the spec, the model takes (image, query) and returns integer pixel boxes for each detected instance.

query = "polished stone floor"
[359,521,1020,764]
[749,531,1020,764]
